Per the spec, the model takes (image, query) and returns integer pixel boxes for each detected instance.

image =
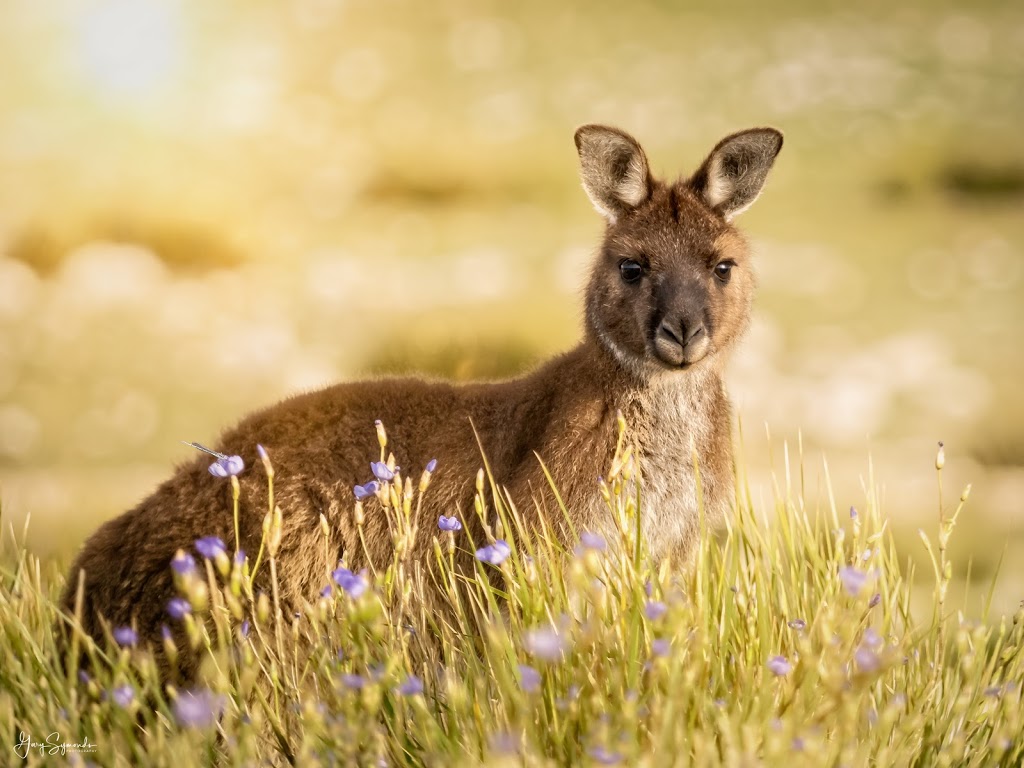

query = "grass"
[1,426,1022,767]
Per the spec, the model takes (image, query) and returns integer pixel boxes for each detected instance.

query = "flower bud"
[226,593,244,621]
[268,506,283,558]
[960,484,971,502]
[935,442,945,470]
[375,420,387,450]
[256,592,270,624]
[215,550,231,578]
[189,580,209,613]
[320,513,330,538]
[163,631,178,666]
[257,444,274,479]
[354,501,365,526]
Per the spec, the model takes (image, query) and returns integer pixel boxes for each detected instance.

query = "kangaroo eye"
[714,261,735,283]
[619,259,644,284]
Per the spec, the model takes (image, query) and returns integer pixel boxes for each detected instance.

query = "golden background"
[1,0,1021,612]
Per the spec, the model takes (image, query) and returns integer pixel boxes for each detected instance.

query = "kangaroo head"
[575,125,782,376]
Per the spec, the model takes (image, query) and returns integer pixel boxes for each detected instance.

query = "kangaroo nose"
[683,322,705,346]
[659,319,704,347]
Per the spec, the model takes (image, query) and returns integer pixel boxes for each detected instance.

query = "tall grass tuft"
[1,425,1022,766]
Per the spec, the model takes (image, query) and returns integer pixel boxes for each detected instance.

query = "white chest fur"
[627,370,718,562]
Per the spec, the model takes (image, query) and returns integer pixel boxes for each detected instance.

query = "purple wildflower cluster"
[767,655,792,676]
[354,481,379,500]
[644,601,668,621]
[331,567,368,599]
[171,551,196,576]
[111,684,135,709]
[523,627,566,662]
[370,461,397,482]
[854,627,884,674]
[397,675,424,696]
[174,689,226,729]
[209,455,244,478]
[574,531,607,556]
[113,626,138,647]
[438,515,462,532]
[351,448,436,501]
[476,540,511,566]
[167,597,191,620]
[839,565,870,597]
[518,664,541,692]
[340,673,367,690]
[589,746,623,765]
[195,536,227,560]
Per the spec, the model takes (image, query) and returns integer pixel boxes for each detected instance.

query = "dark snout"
[652,286,710,368]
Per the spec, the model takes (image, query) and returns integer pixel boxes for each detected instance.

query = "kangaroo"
[60,124,782,676]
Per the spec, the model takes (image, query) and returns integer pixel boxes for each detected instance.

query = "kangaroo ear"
[691,128,783,219]
[574,125,652,223]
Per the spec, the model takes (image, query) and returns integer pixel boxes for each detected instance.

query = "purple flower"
[171,551,196,576]
[257,444,269,462]
[524,627,566,662]
[850,506,858,519]
[644,601,668,621]
[320,585,333,598]
[397,675,424,696]
[78,670,91,685]
[589,746,623,765]
[195,536,226,560]
[173,689,225,729]
[341,673,367,690]
[855,646,881,674]
[234,550,246,566]
[869,592,881,609]
[518,664,541,692]
[370,461,396,482]
[111,684,134,709]
[862,627,883,648]
[787,619,807,631]
[167,597,191,620]
[767,655,792,676]
[579,531,607,552]
[331,567,368,598]
[651,638,670,657]
[792,737,805,752]
[209,455,244,477]
[240,620,250,638]
[476,540,511,566]
[438,515,462,532]
[425,459,438,473]
[490,731,519,755]
[161,625,172,642]
[353,480,380,500]
[113,626,137,647]
[839,565,868,597]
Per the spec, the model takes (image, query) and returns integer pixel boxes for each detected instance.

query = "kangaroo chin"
[60,122,783,678]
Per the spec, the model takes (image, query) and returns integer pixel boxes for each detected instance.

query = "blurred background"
[0,0,1021,613]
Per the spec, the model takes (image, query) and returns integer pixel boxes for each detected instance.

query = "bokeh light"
[0,0,1022,614]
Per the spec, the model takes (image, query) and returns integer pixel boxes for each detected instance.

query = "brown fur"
[59,124,782,676]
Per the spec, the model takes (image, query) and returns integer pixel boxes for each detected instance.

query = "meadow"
[2,430,1021,766]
